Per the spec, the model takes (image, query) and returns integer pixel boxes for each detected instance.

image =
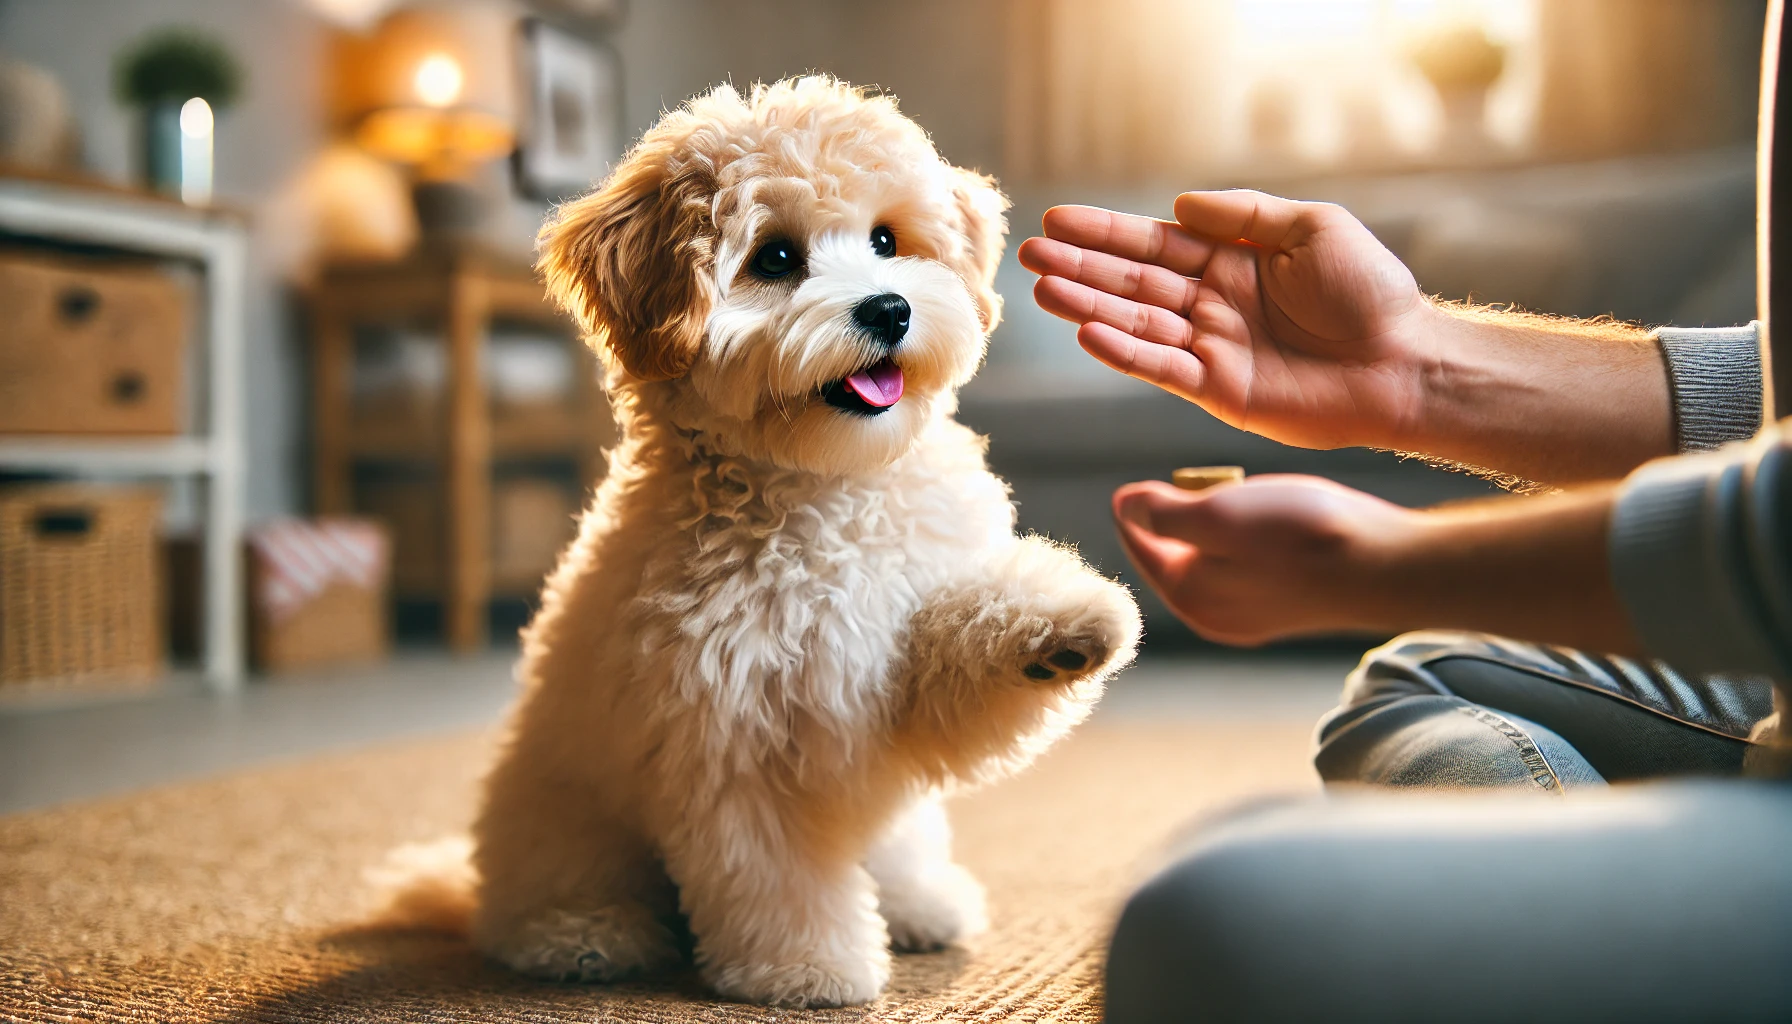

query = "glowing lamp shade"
[356,103,513,174]
[342,7,517,179]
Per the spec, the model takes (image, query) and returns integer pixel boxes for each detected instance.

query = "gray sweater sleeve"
[1609,422,1792,680]
[1655,322,1766,451]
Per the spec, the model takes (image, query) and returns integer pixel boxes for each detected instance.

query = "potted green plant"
[114,29,241,197]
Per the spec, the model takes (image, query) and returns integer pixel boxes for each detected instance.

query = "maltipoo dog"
[382,76,1140,1009]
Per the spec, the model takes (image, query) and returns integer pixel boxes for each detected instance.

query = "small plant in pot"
[114,29,241,200]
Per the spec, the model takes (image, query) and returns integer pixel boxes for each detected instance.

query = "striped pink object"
[247,518,389,623]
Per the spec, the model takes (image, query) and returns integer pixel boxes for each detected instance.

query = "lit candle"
[178,97,213,205]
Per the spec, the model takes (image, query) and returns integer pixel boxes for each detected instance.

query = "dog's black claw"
[1047,648,1089,671]
[1023,662,1057,681]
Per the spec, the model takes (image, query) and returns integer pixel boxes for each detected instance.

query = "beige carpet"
[0,719,1317,1022]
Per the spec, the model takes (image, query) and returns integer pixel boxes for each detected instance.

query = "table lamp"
[342,5,517,246]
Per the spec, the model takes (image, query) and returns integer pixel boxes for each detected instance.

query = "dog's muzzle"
[822,293,910,416]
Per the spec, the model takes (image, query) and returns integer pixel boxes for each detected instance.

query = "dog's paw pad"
[1022,633,1110,684]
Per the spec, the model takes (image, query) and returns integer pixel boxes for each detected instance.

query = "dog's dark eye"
[869,225,896,258]
[750,238,802,279]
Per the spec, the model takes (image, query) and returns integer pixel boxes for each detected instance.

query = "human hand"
[1112,474,1640,653]
[1019,191,1440,452]
[1112,475,1417,645]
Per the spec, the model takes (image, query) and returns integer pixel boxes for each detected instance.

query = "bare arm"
[1400,304,1670,484]
[1019,192,1673,485]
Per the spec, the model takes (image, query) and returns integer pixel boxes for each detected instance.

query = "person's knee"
[1107,801,1398,1023]
[1312,631,1472,781]
[1314,630,1505,777]
[1109,784,1792,1022]
[1338,629,1494,708]
[1106,827,1296,1022]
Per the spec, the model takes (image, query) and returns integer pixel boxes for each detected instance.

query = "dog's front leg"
[660,791,892,1008]
[895,534,1141,777]
[865,792,987,951]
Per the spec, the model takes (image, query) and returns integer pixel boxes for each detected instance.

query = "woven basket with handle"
[0,485,163,688]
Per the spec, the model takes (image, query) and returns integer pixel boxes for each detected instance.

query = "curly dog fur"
[375,76,1140,1008]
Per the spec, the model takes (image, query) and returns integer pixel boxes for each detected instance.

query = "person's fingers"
[1113,489,1192,592]
[1017,237,1201,315]
[1114,481,1226,544]
[1034,276,1197,350]
[1039,205,1218,277]
[1076,322,1209,398]
[1172,189,1329,250]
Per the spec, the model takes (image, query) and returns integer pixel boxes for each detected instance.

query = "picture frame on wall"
[514,19,622,201]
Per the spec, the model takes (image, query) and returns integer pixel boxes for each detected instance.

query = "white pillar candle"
[179,96,213,205]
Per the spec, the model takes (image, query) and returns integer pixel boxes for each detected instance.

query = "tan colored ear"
[537,147,717,382]
[949,168,1011,333]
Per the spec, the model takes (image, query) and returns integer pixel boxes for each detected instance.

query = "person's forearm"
[1385,302,1673,486]
[1356,486,1642,654]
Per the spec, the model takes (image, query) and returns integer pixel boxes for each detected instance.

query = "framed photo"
[514,19,622,200]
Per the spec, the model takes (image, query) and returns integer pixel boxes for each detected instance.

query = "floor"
[0,649,1355,816]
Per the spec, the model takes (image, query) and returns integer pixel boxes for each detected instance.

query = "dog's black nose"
[852,293,910,346]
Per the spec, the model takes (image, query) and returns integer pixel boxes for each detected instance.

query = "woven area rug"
[0,718,1317,1022]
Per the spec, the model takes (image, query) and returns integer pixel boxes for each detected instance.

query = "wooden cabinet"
[307,248,610,653]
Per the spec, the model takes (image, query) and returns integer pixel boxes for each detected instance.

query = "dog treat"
[1172,466,1245,491]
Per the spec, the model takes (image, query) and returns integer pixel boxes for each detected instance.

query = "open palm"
[1017,191,1434,451]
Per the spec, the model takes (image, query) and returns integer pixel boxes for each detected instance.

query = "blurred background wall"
[0,0,1769,645]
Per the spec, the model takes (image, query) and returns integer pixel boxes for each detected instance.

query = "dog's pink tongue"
[844,360,904,407]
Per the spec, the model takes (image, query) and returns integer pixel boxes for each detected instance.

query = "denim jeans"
[1313,631,1779,791]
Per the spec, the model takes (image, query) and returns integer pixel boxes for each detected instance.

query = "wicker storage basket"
[0,250,190,435]
[0,485,164,688]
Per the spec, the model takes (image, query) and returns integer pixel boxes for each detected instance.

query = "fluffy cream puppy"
[386,76,1140,1009]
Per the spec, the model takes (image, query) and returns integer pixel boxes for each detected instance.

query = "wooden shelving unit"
[308,247,611,653]
[0,171,248,691]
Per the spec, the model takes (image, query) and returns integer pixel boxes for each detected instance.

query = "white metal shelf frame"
[0,176,247,691]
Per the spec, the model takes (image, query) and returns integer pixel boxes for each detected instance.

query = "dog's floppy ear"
[537,145,718,382]
[947,168,1011,334]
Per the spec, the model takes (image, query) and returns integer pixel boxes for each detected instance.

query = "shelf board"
[346,405,597,461]
[0,436,217,475]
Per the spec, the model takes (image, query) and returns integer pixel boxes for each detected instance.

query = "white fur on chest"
[636,420,1013,761]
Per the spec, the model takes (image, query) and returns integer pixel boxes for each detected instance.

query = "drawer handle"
[58,285,101,324]
[34,508,94,538]
[112,371,146,403]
